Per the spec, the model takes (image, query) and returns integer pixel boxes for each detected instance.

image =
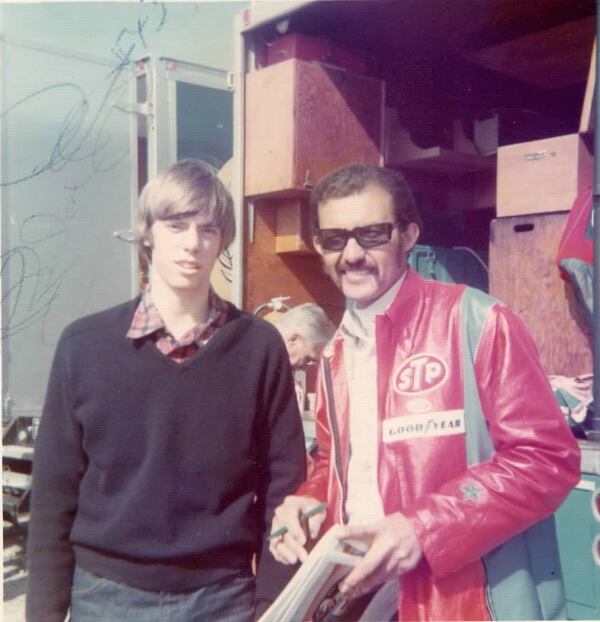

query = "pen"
[267,502,327,540]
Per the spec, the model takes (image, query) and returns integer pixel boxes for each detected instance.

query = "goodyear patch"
[382,410,465,443]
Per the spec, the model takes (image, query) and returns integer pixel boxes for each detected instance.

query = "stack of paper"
[259,526,398,622]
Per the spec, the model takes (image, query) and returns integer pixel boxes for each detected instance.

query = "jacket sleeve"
[255,358,331,617]
[295,362,330,504]
[254,333,307,609]
[404,303,580,577]
[26,332,85,622]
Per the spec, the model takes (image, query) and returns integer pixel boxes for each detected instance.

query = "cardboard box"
[496,133,592,217]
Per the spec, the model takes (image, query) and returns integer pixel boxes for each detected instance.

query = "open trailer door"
[134,56,235,300]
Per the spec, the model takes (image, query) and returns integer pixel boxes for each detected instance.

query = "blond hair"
[136,159,235,259]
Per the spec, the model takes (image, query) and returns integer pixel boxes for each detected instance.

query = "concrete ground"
[3,521,27,622]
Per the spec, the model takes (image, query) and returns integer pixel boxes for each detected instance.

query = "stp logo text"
[394,354,448,394]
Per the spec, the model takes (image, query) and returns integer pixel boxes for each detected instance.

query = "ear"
[287,332,301,344]
[313,234,324,257]
[400,222,420,253]
[216,230,227,254]
[142,228,153,248]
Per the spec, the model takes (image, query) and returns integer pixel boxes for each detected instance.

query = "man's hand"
[337,513,422,595]
[269,495,327,564]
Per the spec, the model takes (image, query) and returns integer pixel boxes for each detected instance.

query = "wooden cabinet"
[245,59,384,197]
[274,198,313,255]
[489,212,592,376]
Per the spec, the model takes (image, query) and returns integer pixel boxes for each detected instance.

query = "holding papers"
[259,526,398,622]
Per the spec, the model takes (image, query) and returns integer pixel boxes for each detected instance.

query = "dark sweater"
[26,299,306,621]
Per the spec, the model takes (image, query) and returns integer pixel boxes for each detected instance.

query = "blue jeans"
[70,566,255,622]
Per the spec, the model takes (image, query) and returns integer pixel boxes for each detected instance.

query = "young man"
[26,160,306,622]
[270,164,580,620]
[276,303,335,370]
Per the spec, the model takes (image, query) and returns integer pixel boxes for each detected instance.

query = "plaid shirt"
[127,288,229,363]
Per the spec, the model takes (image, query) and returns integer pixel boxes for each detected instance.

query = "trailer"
[232,1,600,618]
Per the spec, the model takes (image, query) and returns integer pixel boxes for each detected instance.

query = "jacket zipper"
[322,357,349,524]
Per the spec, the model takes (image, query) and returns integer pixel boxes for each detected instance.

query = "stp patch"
[393,354,448,394]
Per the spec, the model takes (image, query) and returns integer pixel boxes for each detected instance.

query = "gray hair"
[277,303,335,346]
[135,159,235,260]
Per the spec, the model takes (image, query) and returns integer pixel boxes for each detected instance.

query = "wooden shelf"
[385,112,495,177]
[397,148,496,176]
[3,445,34,461]
[3,471,31,489]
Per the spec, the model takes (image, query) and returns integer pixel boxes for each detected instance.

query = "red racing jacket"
[297,269,580,621]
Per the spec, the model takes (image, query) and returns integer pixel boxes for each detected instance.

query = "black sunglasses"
[316,221,404,251]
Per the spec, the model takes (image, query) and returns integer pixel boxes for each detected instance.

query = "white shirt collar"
[341,270,407,342]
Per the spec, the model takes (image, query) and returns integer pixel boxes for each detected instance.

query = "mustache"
[338,259,374,271]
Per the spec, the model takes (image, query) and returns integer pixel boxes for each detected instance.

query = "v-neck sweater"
[27,298,306,621]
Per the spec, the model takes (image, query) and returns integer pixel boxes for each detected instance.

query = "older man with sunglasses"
[269,164,579,621]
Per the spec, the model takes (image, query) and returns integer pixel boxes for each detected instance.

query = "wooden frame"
[580,39,596,134]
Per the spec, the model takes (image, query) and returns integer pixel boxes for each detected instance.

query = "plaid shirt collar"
[127,288,229,358]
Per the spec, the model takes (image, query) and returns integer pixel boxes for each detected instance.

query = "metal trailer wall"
[0,35,137,423]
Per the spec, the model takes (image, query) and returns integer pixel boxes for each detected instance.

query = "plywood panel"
[245,60,296,197]
[244,200,345,325]
[294,61,384,188]
[489,212,592,376]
